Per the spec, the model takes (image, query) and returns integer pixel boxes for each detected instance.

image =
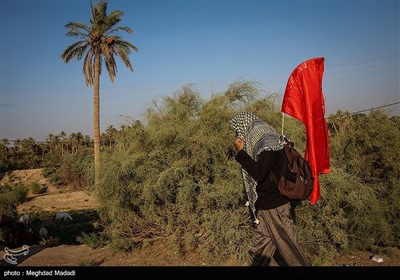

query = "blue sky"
[1,0,399,142]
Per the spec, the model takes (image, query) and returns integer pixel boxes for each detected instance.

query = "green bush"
[0,185,18,216]
[76,232,108,249]
[13,184,29,203]
[93,82,399,265]
[30,181,42,194]
[52,148,93,189]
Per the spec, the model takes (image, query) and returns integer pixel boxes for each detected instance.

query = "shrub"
[0,184,18,216]
[76,232,108,249]
[30,181,42,195]
[13,184,29,203]
[93,82,399,265]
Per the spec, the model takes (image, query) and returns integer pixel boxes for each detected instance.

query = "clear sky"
[1,0,399,142]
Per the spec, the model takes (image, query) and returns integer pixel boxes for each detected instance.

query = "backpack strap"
[269,144,289,185]
[269,170,278,184]
[270,142,294,184]
[284,142,296,171]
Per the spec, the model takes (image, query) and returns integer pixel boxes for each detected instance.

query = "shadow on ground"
[0,209,104,266]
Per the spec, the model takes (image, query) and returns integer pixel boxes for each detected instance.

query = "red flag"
[281,57,330,204]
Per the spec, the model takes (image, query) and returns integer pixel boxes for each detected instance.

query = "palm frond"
[61,41,88,63]
[65,22,91,36]
[91,0,108,28]
[70,44,89,61]
[104,55,117,83]
[106,10,123,28]
[97,0,108,17]
[108,26,132,35]
[116,50,133,72]
[100,39,117,82]
[117,39,139,53]
[83,51,95,86]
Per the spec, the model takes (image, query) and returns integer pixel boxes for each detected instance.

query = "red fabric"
[281,57,330,204]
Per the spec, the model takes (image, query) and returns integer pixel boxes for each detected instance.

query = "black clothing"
[235,149,289,210]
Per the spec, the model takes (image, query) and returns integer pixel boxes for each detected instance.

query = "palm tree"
[1,138,9,160]
[61,0,138,185]
[105,125,118,149]
[59,131,67,156]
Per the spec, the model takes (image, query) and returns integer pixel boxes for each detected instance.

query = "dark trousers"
[247,202,309,266]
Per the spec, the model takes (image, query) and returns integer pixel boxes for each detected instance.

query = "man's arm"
[235,149,277,182]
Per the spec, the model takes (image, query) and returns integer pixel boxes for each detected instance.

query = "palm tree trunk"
[93,52,101,187]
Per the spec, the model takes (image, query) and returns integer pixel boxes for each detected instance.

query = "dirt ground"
[1,169,399,267]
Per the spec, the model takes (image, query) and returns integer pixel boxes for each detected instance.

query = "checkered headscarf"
[230,112,287,159]
[230,112,288,217]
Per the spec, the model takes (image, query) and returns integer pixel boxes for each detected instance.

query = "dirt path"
[17,191,96,213]
[1,169,399,267]
[3,242,204,267]
[1,169,96,213]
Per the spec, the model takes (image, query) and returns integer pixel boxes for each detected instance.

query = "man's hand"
[234,137,244,152]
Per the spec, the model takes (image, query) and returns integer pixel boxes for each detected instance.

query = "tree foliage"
[96,82,399,264]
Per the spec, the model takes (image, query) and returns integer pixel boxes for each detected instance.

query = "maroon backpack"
[270,142,314,201]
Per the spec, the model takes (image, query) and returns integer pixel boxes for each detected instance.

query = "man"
[230,111,309,266]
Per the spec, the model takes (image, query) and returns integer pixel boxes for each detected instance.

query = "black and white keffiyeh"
[230,112,288,223]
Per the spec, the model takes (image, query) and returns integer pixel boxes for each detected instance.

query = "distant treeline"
[0,129,120,180]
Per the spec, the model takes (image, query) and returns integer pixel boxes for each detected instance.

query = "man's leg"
[264,203,310,266]
[247,210,276,266]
